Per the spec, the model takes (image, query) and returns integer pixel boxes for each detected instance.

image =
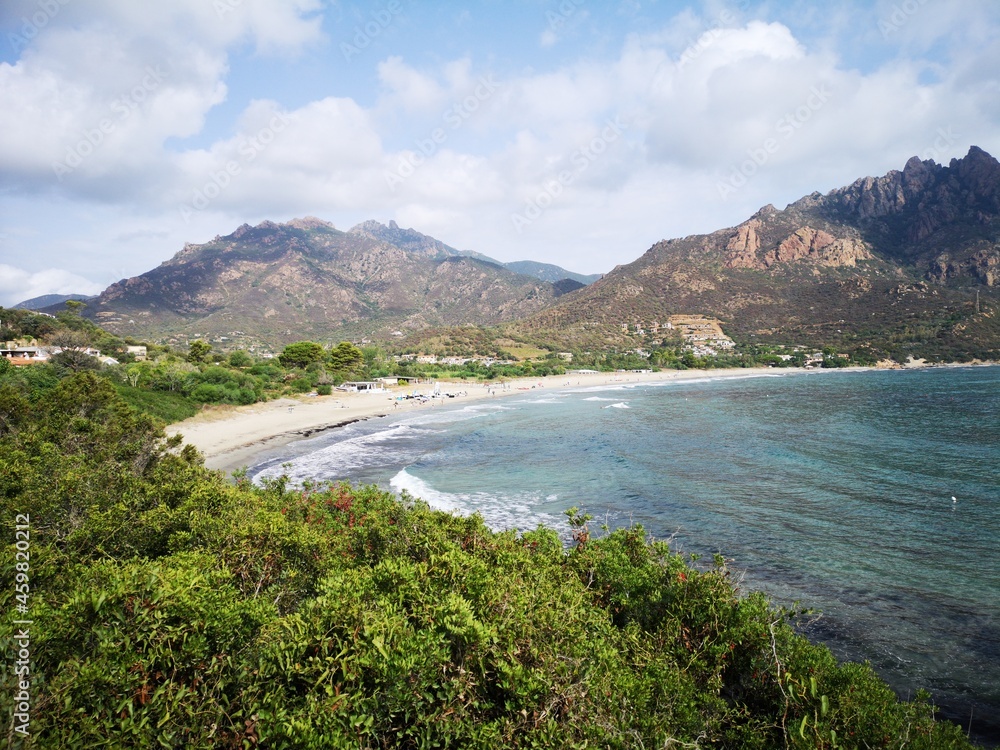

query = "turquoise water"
[252,366,1000,742]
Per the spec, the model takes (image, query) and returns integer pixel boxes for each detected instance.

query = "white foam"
[604,402,630,409]
[396,402,514,428]
[390,468,568,536]
[390,468,465,513]
[254,423,434,485]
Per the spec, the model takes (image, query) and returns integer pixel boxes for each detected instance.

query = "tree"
[151,361,195,391]
[228,350,253,368]
[50,329,102,373]
[64,299,86,315]
[50,330,91,350]
[327,341,364,374]
[124,364,145,388]
[279,341,325,369]
[187,340,212,364]
[0,381,28,435]
[680,351,699,369]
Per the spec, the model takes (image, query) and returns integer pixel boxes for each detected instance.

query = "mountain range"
[63,147,1000,359]
[78,218,590,347]
[523,146,1000,359]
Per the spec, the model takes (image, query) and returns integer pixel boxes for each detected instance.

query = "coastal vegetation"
[0,368,981,747]
[2,306,885,427]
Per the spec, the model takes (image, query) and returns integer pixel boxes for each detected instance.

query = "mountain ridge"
[84,219,566,347]
[78,147,1000,360]
[520,146,1000,360]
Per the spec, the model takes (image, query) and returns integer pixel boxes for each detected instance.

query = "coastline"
[168,367,793,474]
[167,361,994,475]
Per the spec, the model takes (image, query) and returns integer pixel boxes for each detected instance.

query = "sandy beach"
[167,367,813,474]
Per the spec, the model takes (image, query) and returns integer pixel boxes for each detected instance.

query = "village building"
[337,381,384,393]
[1,342,50,365]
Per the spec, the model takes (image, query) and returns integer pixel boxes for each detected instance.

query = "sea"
[250,366,1000,744]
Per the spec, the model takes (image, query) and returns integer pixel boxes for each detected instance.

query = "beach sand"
[167,367,801,475]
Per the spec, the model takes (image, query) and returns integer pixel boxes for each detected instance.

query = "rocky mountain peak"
[284,216,335,231]
[86,217,564,344]
[347,219,463,259]
[900,155,939,194]
[951,145,1000,202]
[752,204,779,219]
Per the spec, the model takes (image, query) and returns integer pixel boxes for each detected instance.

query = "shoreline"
[167,361,994,475]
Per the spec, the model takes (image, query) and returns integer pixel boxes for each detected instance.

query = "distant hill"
[85,217,566,347]
[522,146,1000,360]
[503,261,601,286]
[15,293,95,310]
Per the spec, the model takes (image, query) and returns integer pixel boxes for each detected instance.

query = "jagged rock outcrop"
[763,229,872,268]
[725,220,872,271]
[725,218,763,267]
[929,246,1000,286]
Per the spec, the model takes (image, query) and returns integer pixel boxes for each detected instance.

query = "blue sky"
[2,0,999,305]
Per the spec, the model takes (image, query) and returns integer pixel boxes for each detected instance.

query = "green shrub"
[289,376,312,393]
[0,376,981,749]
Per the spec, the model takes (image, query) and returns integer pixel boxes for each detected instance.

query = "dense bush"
[184,366,263,404]
[0,373,979,748]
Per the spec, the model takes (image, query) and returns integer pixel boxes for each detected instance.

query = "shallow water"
[252,366,1000,743]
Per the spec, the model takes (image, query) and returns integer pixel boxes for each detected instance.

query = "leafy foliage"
[0,375,979,748]
[187,340,212,364]
[279,341,325,369]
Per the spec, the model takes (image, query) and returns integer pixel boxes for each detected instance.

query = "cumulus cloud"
[2,1,1000,288]
[0,0,320,198]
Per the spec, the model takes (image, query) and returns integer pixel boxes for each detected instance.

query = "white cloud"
[0,0,321,193]
[377,56,450,114]
[0,265,104,307]
[2,2,1000,294]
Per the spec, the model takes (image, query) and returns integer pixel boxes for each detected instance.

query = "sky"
[1,0,999,306]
